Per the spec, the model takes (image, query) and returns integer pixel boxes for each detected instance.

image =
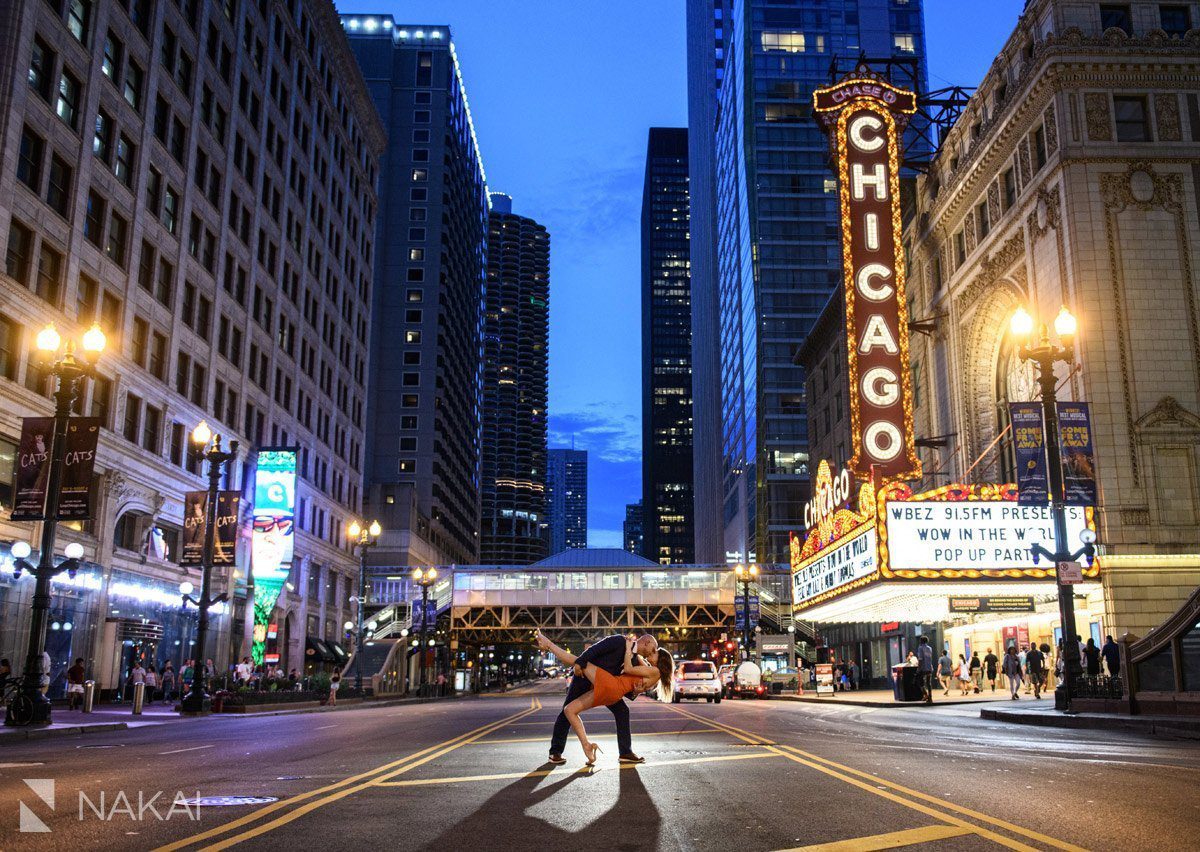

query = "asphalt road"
[0,681,1197,851]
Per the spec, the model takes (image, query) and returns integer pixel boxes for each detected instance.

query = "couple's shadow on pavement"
[422,761,661,851]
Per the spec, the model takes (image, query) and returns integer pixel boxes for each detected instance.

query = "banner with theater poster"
[1008,403,1049,505]
[1055,402,1097,506]
[12,416,100,521]
[180,491,241,567]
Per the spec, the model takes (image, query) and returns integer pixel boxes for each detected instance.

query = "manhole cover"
[185,796,278,807]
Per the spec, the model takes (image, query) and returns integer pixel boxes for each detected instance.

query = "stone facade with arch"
[904,0,1200,639]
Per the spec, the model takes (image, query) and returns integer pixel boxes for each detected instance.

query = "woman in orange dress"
[536,632,674,766]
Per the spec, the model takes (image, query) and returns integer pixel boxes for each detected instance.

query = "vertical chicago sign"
[814,74,922,480]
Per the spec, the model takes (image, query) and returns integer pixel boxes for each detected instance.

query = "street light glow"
[1009,306,1035,339]
[64,542,84,559]
[81,323,107,354]
[368,520,382,537]
[192,421,213,446]
[36,323,62,353]
[179,581,194,596]
[348,520,362,539]
[11,541,31,559]
[1054,305,1078,339]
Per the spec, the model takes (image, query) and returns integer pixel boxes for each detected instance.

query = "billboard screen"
[251,448,296,665]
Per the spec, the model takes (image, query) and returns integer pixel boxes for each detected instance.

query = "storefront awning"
[305,636,338,663]
[796,581,1101,624]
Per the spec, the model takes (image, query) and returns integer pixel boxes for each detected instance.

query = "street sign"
[1056,561,1084,585]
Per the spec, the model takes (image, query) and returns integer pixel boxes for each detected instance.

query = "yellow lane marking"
[472,728,723,744]
[670,706,1085,852]
[505,716,681,726]
[155,697,542,852]
[777,824,972,851]
[374,750,779,787]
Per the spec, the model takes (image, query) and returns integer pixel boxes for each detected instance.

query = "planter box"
[219,697,365,714]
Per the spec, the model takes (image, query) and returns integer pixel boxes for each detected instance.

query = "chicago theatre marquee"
[790,70,1107,670]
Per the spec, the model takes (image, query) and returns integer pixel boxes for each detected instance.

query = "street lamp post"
[1010,306,1096,713]
[411,567,438,691]
[732,563,759,662]
[347,519,381,692]
[5,324,105,727]
[180,421,237,715]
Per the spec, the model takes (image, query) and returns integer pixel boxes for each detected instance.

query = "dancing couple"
[536,631,674,767]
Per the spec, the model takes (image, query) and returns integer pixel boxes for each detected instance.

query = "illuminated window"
[893,34,916,53]
[761,31,805,52]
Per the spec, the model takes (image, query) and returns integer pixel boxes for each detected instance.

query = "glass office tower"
[641,128,695,565]
[689,0,928,564]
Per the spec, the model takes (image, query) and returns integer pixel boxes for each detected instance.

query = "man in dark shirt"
[66,658,86,711]
[548,633,658,765]
[916,636,934,704]
[1025,645,1046,699]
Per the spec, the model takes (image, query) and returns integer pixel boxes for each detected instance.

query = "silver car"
[673,661,722,703]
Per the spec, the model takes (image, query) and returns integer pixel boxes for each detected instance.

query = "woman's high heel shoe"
[584,742,602,766]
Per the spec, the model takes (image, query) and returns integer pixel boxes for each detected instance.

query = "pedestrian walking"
[916,636,934,704]
[161,662,176,704]
[1101,635,1121,679]
[328,670,341,706]
[957,655,972,695]
[850,660,860,690]
[937,648,954,695]
[1025,644,1046,699]
[969,652,982,694]
[1002,646,1023,699]
[66,657,86,710]
[144,665,159,702]
[1019,646,1031,693]
[128,660,146,702]
[1084,638,1102,678]
[984,648,999,692]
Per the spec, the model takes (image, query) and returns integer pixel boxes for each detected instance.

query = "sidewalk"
[772,687,1043,708]
[980,705,1200,740]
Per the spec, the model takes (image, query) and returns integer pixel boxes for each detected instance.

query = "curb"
[0,722,128,744]
[770,694,1020,709]
[980,707,1200,739]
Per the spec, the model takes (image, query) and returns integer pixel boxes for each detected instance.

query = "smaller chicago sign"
[814,73,921,480]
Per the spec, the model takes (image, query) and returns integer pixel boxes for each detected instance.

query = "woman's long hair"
[654,650,674,703]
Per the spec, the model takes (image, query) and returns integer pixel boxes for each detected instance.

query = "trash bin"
[131,681,145,715]
[892,665,924,701]
[82,680,95,713]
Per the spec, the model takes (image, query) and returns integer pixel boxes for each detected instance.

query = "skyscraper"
[546,449,587,554]
[480,193,550,564]
[641,128,694,565]
[343,17,489,568]
[687,0,928,563]
[623,501,644,557]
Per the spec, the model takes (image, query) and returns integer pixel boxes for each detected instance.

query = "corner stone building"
[904,0,1200,639]
[0,0,382,690]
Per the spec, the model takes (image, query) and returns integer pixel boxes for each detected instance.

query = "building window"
[1114,95,1150,142]
[102,31,122,82]
[67,0,92,44]
[5,220,33,286]
[91,377,112,425]
[83,191,106,247]
[1099,4,1132,33]
[93,110,113,161]
[35,243,63,306]
[953,229,966,266]
[123,393,141,443]
[163,186,179,234]
[408,227,425,241]
[406,268,424,282]
[114,135,135,186]
[1033,125,1047,169]
[29,39,55,101]
[405,330,421,344]
[410,187,428,202]
[411,149,429,163]
[0,317,18,381]
[46,156,72,217]
[893,33,916,53]
[976,199,990,239]
[409,249,424,262]
[1002,167,1016,210]
[76,273,98,321]
[411,168,427,181]
[1160,4,1192,35]
[123,60,144,111]
[56,70,81,128]
[761,31,806,52]
[17,126,44,191]
[106,212,128,266]
[398,459,415,473]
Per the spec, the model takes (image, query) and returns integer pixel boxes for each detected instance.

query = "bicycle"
[2,677,37,727]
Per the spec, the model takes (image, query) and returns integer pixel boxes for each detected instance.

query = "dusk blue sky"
[339,1,1027,548]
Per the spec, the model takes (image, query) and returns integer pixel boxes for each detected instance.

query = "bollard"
[131,681,145,715]
[82,680,95,713]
